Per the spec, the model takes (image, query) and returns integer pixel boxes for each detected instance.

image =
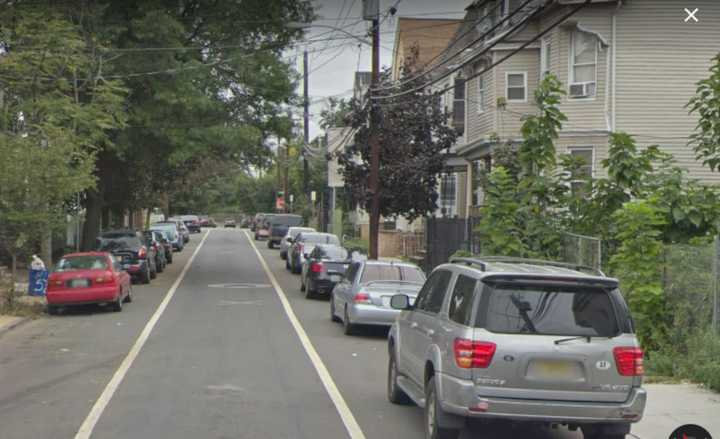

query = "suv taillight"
[454,338,496,369]
[138,246,147,259]
[613,347,644,376]
[310,262,324,273]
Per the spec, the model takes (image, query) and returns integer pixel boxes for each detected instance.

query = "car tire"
[582,424,630,439]
[285,258,291,270]
[280,251,286,260]
[425,377,460,439]
[388,351,412,405]
[142,266,151,284]
[156,259,163,273]
[167,253,173,264]
[124,286,133,303]
[330,297,341,322]
[267,241,274,249]
[343,306,357,336]
[254,234,259,241]
[112,294,123,312]
[300,276,306,292]
[47,305,59,315]
[150,265,157,279]
[292,258,301,274]
[306,278,317,300]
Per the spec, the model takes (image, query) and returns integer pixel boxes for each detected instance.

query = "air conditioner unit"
[569,82,596,98]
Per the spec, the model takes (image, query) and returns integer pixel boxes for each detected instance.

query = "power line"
[373,0,583,102]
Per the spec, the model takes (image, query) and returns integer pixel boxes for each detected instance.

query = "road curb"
[0,316,31,337]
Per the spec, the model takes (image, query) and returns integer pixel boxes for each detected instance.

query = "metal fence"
[560,231,602,271]
[663,239,720,336]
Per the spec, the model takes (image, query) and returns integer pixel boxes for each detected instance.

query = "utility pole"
[303,49,310,203]
[367,7,381,260]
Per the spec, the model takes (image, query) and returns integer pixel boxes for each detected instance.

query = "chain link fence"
[559,231,602,271]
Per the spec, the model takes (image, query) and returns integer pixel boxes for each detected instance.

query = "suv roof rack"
[449,256,605,277]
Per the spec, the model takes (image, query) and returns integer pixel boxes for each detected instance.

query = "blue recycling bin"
[28,269,49,296]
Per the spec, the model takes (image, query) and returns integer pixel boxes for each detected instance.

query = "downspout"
[611,1,622,132]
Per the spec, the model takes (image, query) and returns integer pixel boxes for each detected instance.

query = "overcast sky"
[296,0,470,139]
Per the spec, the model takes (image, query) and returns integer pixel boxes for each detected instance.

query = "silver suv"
[387,257,646,439]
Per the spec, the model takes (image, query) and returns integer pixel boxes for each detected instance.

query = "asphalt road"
[0,228,714,439]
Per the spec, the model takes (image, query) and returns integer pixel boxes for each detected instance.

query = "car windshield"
[289,228,314,237]
[55,255,108,271]
[321,247,348,260]
[360,264,425,283]
[301,234,340,245]
[271,215,303,227]
[96,237,141,251]
[479,284,620,337]
[100,232,135,239]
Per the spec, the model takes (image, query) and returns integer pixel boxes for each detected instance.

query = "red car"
[46,252,132,314]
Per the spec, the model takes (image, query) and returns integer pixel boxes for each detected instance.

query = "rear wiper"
[554,335,591,345]
[509,295,538,334]
[554,334,618,345]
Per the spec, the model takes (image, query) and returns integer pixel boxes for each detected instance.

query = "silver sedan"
[331,260,425,335]
[279,227,315,260]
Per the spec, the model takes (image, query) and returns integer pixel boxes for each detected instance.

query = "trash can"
[29,269,48,296]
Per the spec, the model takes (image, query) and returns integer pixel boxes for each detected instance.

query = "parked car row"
[45,214,211,315]
[264,223,646,438]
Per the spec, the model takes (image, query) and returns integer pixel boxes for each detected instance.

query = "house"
[434,0,720,216]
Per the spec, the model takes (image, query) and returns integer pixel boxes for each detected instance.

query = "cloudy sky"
[296,0,470,139]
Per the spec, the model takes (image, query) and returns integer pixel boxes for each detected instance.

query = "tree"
[688,54,720,171]
[319,97,351,130]
[336,51,457,230]
[0,8,127,272]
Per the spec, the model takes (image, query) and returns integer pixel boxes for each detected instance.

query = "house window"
[453,77,466,135]
[477,75,485,113]
[506,72,526,102]
[440,173,457,217]
[569,147,593,194]
[540,37,551,76]
[570,30,597,98]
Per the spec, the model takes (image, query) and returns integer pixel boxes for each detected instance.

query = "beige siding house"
[445,0,720,216]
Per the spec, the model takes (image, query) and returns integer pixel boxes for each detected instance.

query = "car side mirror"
[390,294,411,310]
[286,237,293,243]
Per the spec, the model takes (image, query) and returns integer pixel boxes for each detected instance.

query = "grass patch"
[646,330,720,392]
[343,238,368,255]
[1,289,47,318]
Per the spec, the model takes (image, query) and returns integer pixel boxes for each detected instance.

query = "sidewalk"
[0,315,28,335]
[635,383,720,438]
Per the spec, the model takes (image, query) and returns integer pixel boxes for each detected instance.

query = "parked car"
[224,219,236,228]
[199,216,217,228]
[254,214,276,240]
[280,226,316,260]
[143,230,167,273]
[150,229,174,263]
[150,222,183,252]
[169,218,191,243]
[387,257,645,439]
[46,252,132,314]
[331,260,425,335]
[240,217,252,228]
[287,232,341,274]
[251,213,269,232]
[267,214,303,249]
[95,230,156,284]
[300,244,350,299]
[180,215,202,233]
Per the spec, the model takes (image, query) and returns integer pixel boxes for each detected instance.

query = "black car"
[150,229,173,264]
[143,230,168,272]
[300,244,349,299]
[267,214,303,249]
[95,230,156,284]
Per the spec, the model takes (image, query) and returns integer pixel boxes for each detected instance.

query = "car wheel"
[267,241,274,249]
[124,286,133,303]
[581,424,630,439]
[292,258,301,274]
[254,234,259,241]
[143,266,151,284]
[112,294,123,312]
[150,265,157,279]
[280,251,286,260]
[388,351,412,405]
[343,306,357,336]
[285,258,291,270]
[425,377,460,439]
[47,305,59,315]
[300,276,306,292]
[306,278,317,300]
[167,253,173,264]
[330,296,341,322]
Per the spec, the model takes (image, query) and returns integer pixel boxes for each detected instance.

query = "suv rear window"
[360,265,425,283]
[478,284,619,337]
[271,215,303,227]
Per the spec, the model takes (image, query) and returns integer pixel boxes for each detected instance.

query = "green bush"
[646,330,720,392]
[343,238,368,255]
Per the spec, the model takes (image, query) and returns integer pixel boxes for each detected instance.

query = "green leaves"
[688,54,720,171]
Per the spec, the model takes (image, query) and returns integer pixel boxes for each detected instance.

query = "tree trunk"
[145,208,151,229]
[82,188,102,251]
[10,254,17,297]
[40,227,52,270]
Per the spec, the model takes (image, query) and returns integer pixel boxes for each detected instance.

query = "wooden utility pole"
[303,50,310,203]
[368,15,381,259]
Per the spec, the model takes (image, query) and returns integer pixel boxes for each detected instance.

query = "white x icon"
[684,7,699,22]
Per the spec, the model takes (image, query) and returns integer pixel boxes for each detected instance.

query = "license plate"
[532,360,575,379]
[69,279,89,288]
[381,296,392,307]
